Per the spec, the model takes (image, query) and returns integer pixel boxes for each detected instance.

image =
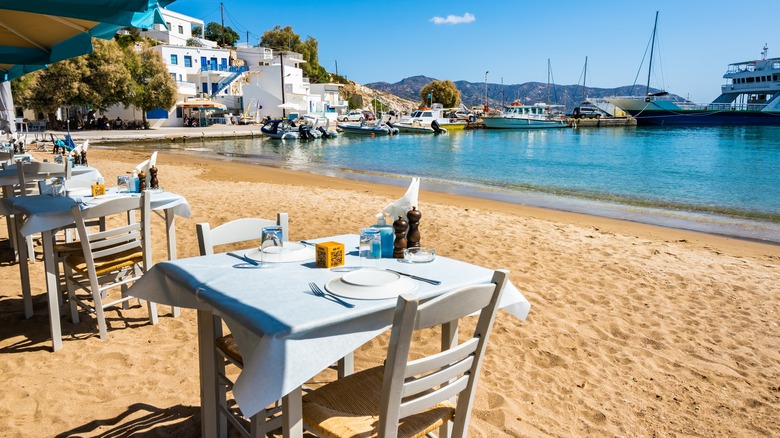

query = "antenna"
[220,2,225,47]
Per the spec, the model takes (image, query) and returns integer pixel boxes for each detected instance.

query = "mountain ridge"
[364,75,682,110]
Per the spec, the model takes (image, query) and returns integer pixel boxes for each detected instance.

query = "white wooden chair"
[196,214,289,438]
[63,191,157,340]
[301,270,509,438]
[12,161,71,263]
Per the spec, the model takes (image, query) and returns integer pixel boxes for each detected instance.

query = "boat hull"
[621,109,780,126]
[482,117,566,129]
[337,123,396,135]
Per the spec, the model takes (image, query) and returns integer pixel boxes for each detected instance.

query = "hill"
[365,75,682,111]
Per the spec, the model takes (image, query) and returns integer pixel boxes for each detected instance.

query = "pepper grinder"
[406,206,421,248]
[138,170,147,192]
[393,215,409,258]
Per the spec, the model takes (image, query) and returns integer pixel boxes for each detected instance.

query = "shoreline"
[92,148,779,259]
[30,125,780,246]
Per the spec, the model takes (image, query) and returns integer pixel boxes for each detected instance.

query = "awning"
[0,1,176,81]
[177,100,227,110]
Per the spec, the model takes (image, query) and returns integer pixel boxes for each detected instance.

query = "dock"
[566,117,637,128]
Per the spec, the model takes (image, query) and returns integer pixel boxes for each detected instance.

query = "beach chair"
[196,214,289,437]
[301,270,509,438]
[63,191,157,340]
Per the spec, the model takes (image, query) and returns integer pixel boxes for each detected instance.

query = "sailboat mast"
[646,11,659,95]
[547,58,551,104]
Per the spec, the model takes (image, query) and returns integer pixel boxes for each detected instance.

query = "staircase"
[212,66,248,97]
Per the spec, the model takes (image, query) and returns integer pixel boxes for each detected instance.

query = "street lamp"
[484,71,489,113]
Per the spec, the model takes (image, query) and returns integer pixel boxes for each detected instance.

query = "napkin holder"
[315,241,345,268]
[91,183,106,197]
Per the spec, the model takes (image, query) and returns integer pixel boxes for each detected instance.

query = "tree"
[12,57,88,126]
[192,25,202,38]
[81,39,133,110]
[260,26,330,83]
[204,22,239,47]
[126,44,177,126]
[419,80,461,108]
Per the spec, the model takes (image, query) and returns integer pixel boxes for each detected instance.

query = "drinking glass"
[359,228,381,268]
[51,177,65,197]
[116,175,129,193]
[259,226,283,268]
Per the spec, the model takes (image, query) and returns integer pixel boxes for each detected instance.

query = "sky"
[170,0,777,103]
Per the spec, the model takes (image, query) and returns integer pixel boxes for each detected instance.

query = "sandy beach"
[0,146,778,437]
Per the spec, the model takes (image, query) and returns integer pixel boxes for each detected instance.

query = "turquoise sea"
[111,125,780,244]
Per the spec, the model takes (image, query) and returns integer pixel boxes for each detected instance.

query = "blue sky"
[170,1,776,103]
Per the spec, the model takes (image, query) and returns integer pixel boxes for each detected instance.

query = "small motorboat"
[337,121,399,136]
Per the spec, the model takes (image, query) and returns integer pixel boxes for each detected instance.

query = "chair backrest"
[377,270,509,437]
[70,192,152,277]
[17,161,71,196]
[196,214,289,256]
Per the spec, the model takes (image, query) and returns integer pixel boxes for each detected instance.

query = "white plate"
[341,269,401,287]
[66,188,92,197]
[245,243,313,263]
[325,276,417,300]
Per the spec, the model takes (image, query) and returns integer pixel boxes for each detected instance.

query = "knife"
[386,269,441,285]
[227,252,259,266]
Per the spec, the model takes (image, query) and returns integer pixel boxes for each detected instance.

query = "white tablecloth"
[1,190,191,237]
[128,234,530,418]
[0,165,102,187]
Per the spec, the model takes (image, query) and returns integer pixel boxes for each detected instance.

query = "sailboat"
[605,12,780,126]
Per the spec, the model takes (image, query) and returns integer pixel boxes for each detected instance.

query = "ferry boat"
[605,13,780,125]
[481,102,566,129]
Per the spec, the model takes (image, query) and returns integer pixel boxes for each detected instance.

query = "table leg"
[42,230,62,352]
[197,309,220,438]
[164,209,180,318]
[15,214,33,319]
[337,353,354,378]
[282,386,303,438]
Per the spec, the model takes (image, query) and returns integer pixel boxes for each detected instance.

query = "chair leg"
[25,235,35,264]
[147,300,158,325]
[65,265,80,324]
[92,285,108,340]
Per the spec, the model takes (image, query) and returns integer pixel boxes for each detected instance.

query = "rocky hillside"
[365,75,683,111]
[339,81,418,113]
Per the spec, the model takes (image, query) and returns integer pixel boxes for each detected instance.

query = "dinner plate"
[341,269,401,287]
[325,275,417,300]
[245,242,313,263]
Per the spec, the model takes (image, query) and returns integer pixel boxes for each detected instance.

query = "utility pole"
[246,31,249,47]
[335,60,339,76]
[220,2,225,47]
[280,53,286,118]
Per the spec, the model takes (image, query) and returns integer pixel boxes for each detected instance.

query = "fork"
[308,282,354,308]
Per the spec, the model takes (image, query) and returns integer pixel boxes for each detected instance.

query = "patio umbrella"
[0,80,13,134]
[0,1,176,81]
[0,0,177,133]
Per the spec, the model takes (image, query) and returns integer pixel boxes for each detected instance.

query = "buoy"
[371,132,375,137]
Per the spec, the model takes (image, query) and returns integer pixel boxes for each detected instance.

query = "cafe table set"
[127,234,531,437]
[1,184,190,351]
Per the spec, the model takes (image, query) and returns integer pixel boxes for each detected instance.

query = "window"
[171,73,176,81]
[178,25,184,34]
[184,56,192,67]
[170,54,178,65]
[166,22,171,30]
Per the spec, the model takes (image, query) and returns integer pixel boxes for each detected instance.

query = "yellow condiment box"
[315,241,345,268]
[91,183,106,197]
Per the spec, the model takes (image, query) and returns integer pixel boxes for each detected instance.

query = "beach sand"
[0,148,777,437]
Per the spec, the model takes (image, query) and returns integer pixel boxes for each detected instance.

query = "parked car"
[341,110,364,122]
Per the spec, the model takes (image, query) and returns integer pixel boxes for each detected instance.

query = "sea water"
[110,125,780,243]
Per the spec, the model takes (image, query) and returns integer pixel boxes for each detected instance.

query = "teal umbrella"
[0,0,176,81]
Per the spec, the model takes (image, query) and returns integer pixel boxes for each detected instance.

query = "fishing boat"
[605,13,780,126]
[392,119,447,134]
[337,121,399,136]
[481,102,567,129]
[395,103,468,131]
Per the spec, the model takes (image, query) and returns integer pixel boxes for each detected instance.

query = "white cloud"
[430,12,475,25]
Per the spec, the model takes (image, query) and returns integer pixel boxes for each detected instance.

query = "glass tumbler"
[359,228,381,267]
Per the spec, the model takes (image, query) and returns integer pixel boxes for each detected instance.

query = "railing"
[212,68,247,96]
[201,65,248,74]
